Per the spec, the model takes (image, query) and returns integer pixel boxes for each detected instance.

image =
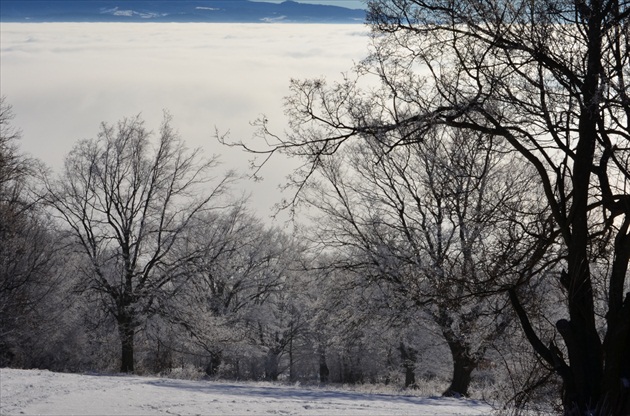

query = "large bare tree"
[44,114,236,373]
[366,3,630,414]
[234,1,629,413]
[303,128,545,396]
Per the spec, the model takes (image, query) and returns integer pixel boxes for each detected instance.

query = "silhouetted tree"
[233,1,629,413]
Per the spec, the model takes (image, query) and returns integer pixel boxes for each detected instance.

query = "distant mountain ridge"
[0,0,366,23]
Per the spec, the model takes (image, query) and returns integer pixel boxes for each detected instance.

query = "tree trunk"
[442,340,476,397]
[398,342,417,388]
[205,350,222,376]
[118,316,135,373]
[405,364,416,388]
[264,349,280,381]
[599,222,630,415]
[556,7,605,414]
[318,349,329,383]
[288,327,295,382]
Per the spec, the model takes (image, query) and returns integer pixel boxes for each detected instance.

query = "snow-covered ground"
[0,368,493,415]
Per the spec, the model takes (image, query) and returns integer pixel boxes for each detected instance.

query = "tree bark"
[599,222,630,415]
[264,349,280,381]
[442,340,476,397]
[557,7,605,413]
[318,349,329,383]
[289,324,295,382]
[205,350,222,376]
[398,342,417,388]
[118,316,135,373]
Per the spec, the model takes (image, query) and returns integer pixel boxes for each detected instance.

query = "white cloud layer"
[0,23,370,219]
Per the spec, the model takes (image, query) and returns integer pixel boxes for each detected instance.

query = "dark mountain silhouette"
[0,0,366,23]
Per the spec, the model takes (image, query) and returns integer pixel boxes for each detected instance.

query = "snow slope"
[0,369,492,415]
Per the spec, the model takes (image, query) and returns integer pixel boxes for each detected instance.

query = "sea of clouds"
[0,23,371,218]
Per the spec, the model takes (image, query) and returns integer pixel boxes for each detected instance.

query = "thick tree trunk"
[599,223,630,415]
[442,340,476,397]
[118,316,135,373]
[405,364,416,388]
[556,7,605,414]
[205,350,222,376]
[264,349,280,381]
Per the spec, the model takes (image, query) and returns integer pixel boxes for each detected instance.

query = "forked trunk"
[559,322,630,415]
[205,350,222,376]
[398,342,417,388]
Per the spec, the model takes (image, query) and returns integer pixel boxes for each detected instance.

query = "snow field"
[0,368,493,415]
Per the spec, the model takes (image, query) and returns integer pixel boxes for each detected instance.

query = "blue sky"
[252,0,367,10]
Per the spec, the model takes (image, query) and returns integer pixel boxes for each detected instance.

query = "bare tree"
[364,2,630,414]
[0,97,63,367]
[43,114,237,373]
[230,1,629,413]
[303,128,542,396]
[141,203,306,380]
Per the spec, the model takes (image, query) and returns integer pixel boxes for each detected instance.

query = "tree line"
[1,96,542,409]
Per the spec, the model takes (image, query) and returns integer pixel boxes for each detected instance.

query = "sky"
[0,23,371,221]
[252,0,367,9]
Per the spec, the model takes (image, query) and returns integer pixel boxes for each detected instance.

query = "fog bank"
[0,23,370,218]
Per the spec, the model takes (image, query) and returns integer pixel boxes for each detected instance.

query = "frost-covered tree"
[0,97,63,367]
[43,114,237,373]
[300,128,540,396]
[162,206,307,380]
[299,256,449,387]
